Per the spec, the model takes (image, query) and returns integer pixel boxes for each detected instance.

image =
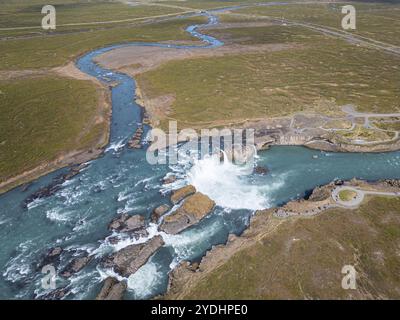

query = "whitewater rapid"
[186,154,270,210]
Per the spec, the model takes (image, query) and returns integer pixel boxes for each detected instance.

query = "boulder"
[124,215,146,232]
[48,246,63,257]
[308,185,331,201]
[62,164,86,181]
[334,179,344,186]
[61,255,92,278]
[189,262,200,272]
[160,192,215,234]
[128,139,141,149]
[128,126,143,149]
[383,179,400,189]
[104,235,164,277]
[104,281,126,300]
[96,277,126,300]
[170,185,196,204]
[254,165,268,175]
[162,174,177,185]
[143,112,151,125]
[24,183,61,207]
[38,287,68,300]
[108,213,129,231]
[108,213,147,238]
[151,204,170,223]
[37,246,63,270]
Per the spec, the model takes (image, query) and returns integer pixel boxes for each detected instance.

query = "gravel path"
[332,186,400,208]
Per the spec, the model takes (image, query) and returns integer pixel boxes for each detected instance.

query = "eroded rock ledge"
[103,235,165,277]
[162,178,400,299]
[96,277,127,300]
[160,191,216,234]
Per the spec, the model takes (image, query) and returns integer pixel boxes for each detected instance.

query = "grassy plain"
[0,0,183,33]
[372,120,400,131]
[236,2,400,46]
[0,16,206,70]
[338,125,396,142]
[136,24,400,130]
[176,196,400,299]
[0,76,107,183]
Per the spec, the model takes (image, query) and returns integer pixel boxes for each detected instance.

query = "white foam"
[92,223,160,258]
[59,188,85,206]
[0,217,10,225]
[3,240,36,282]
[127,261,163,299]
[46,207,73,222]
[27,198,45,210]
[162,219,222,266]
[187,154,268,210]
[105,138,126,153]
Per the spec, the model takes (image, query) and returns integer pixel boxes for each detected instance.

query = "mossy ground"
[179,196,400,299]
[137,26,400,130]
[0,76,105,182]
[338,189,357,202]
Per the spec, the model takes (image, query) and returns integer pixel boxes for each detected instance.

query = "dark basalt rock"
[21,183,31,192]
[24,184,61,207]
[62,164,87,181]
[334,179,344,186]
[37,246,63,270]
[38,287,69,300]
[24,164,87,207]
[254,165,269,175]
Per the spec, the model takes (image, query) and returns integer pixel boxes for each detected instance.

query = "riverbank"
[92,16,400,153]
[0,62,111,195]
[163,178,400,299]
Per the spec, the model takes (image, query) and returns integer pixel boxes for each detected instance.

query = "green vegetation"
[161,0,254,10]
[0,76,107,182]
[237,2,400,46]
[207,24,316,45]
[372,120,400,132]
[338,189,357,202]
[0,0,183,33]
[338,125,396,142]
[0,16,206,70]
[137,25,400,130]
[322,119,352,130]
[178,197,400,299]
